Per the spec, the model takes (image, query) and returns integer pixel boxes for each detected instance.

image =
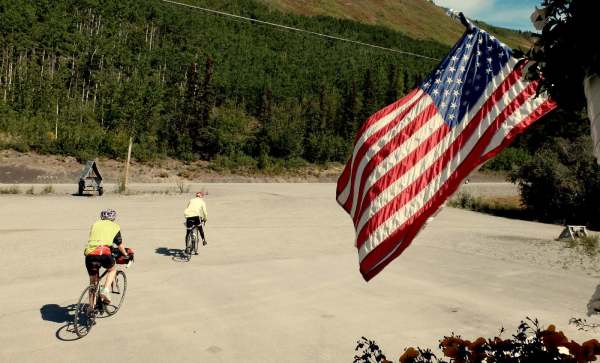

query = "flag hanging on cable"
[336,18,556,281]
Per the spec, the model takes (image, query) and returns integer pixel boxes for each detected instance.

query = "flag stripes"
[336,27,556,280]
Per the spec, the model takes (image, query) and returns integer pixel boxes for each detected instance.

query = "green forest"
[0,0,592,172]
[0,0,450,166]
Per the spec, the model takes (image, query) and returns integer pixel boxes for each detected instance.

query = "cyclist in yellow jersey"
[184,191,208,252]
[84,209,128,303]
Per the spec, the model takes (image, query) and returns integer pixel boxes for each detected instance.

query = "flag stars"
[487,46,493,52]
[451,55,458,62]
[449,66,456,72]
[432,89,440,95]
[444,90,450,96]
[450,102,458,109]
[459,66,466,72]
[453,90,460,96]
[435,78,442,84]
[487,57,493,63]
[446,77,453,83]
[485,67,493,74]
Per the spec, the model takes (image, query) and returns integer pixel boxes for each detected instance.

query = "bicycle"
[185,220,205,261]
[73,250,134,338]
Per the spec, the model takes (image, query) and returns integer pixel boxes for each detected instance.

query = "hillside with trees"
[0,0,452,165]
[0,0,541,169]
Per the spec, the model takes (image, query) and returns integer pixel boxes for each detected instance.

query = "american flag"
[336,24,556,281]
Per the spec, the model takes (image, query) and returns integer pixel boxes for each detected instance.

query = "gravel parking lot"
[0,183,598,362]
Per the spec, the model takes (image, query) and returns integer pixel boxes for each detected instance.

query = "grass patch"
[115,178,127,194]
[176,181,190,194]
[0,185,21,194]
[561,234,600,258]
[40,185,54,194]
[448,191,525,219]
[26,186,35,195]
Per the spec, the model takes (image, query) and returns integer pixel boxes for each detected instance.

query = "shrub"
[209,152,257,173]
[305,133,349,164]
[481,147,532,172]
[355,318,600,363]
[448,191,477,210]
[510,136,600,229]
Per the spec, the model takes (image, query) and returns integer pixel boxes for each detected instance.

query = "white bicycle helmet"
[100,209,117,221]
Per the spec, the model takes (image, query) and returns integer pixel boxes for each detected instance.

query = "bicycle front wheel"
[73,285,96,338]
[105,270,127,316]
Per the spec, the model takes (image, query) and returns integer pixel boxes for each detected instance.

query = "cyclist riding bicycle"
[83,209,129,304]
[184,191,208,253]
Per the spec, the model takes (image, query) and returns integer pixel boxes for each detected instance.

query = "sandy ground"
[0,183,599,363]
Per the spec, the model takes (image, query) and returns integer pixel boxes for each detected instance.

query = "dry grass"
[0,185,21,194]
[562,234,600,258]
[257,0,533,49]
[449,192,524,218]
[40,185,54,194]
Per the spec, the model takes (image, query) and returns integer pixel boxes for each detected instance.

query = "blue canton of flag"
[422,29,512,126]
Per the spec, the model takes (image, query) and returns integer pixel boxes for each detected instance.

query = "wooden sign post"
[124,136,133,190]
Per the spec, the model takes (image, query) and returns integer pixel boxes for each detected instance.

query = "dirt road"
[0,183,598,362]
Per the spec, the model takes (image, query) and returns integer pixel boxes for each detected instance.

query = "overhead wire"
[160,0,441,62]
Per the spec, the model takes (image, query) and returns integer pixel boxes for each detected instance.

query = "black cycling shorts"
[186,216,202,228]
[85,254,115,276]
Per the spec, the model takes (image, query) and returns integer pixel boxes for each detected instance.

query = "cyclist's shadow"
[40,303,81,341]
[155,247,189,262]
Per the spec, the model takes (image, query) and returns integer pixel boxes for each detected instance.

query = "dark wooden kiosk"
[78,160,104,196]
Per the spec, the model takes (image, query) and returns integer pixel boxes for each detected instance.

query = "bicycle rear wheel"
[193,227,199,254]
[105,271,127,316]
[185,232,193,261]
[73,285,96,338]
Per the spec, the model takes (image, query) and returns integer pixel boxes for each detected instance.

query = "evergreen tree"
[403,69,412,94]
[385,63,399,104]
[338,80,360,140]
[360,68,377,124]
